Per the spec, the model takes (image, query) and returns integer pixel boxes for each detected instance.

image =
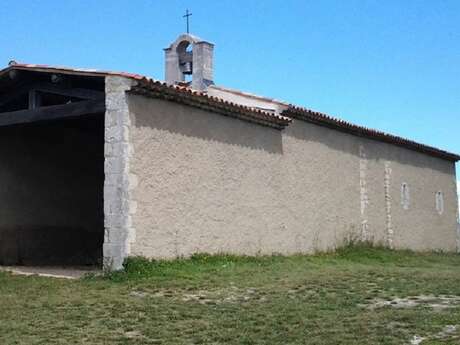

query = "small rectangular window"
[435,191,444,215]
[401,183,410,210]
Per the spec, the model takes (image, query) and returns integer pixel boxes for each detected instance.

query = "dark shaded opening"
[0,114,105,266]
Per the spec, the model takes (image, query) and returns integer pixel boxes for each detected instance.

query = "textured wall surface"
[0,117,104,265]
[362,139,458,251]
[127,95,458,258]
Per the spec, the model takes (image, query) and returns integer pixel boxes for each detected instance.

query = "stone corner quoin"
[103,76,138,271]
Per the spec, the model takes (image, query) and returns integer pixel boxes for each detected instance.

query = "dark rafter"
[0,82,104,109]
[0,99,105,127]
[28,89,41,109]
[32,83,104,100]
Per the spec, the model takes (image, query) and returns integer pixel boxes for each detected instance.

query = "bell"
[183,61,193,75]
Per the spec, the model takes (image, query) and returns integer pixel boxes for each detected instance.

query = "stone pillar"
[103,76,137,271]
[164,47,183,85]
[192,41,214,90]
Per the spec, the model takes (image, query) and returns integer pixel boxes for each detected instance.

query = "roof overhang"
[0,63,106,126]
[129,78,291,130]
[282,105,460,162]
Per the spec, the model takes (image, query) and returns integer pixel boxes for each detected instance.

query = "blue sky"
[0,0,458,184]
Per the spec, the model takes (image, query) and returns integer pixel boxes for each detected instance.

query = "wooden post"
[28,90,41,109]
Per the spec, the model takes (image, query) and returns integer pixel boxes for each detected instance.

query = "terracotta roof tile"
[0,62,146,80]
[283,105,460,162]
[129,78,291,129]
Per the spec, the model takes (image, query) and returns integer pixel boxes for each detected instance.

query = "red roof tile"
[283,105,460,162]
[130,78,291,129]
[0,62,146,80]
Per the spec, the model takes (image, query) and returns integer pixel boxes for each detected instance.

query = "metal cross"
[183,9,192,34]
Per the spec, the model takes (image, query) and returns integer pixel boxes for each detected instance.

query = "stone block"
[104,224,128,242]
[105,156,128,174]
[103,191,123,215]
[106,96,130,113]
[105,125,128,143]
[104,142,130,158]
[104,172,127,188]
[105,76,134,92]
[105,110,130,127]
[103,242,125,271]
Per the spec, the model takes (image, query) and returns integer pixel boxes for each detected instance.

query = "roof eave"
[128,79,292,130]
[0,63,146,80]
[283,106,460,162]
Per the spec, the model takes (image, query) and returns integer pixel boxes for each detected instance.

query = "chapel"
[0,33,458,270]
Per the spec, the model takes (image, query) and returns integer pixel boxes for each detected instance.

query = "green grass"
[1,246,460,344]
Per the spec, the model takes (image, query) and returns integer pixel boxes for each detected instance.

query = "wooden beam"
[28,90,41,109]
[0,82,104,108]
[0,99,105,127]
[35,84,104,100]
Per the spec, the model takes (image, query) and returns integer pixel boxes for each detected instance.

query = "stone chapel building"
[0,34,458,270]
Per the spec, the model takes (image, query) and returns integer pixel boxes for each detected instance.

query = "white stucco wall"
[125,94,458,259]
[207,85,288,114]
